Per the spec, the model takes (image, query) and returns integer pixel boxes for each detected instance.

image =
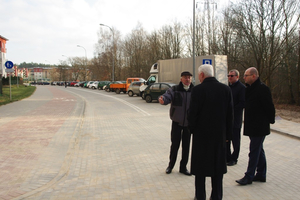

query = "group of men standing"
[159,65,275,200]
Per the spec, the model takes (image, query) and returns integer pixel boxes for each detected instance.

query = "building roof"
[0,35,9,41]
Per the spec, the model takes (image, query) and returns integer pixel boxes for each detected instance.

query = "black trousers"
[168,121,191,170]
[195,174,223,200]
[226,128,241,162]
[245,136,266,179]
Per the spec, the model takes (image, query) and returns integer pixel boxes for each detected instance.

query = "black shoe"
[179,169,192,176]
[227,161,237,166]
[236,176,252,185]
[253,175,266,182]
[165,167,172,174]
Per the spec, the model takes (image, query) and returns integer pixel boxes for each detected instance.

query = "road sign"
[203,59,212,65]
[5,61,14,69]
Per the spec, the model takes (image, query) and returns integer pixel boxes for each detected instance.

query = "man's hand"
[159,96,164,105]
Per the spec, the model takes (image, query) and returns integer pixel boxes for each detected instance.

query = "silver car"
[127,81,144,97]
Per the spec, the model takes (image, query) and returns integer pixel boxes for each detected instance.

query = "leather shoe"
[227,161,237,166]
[236,176,252,185]
[179,169,192,176]
[165,167,172,174]
[253,175,266,182]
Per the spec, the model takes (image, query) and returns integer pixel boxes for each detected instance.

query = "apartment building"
[0,35,8,78]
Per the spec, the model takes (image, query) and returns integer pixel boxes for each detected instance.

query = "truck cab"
[139,63,158,98]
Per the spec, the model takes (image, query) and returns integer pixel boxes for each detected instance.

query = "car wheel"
[128,91,133,97]
[115,89,120,94]
[145,95,152,103]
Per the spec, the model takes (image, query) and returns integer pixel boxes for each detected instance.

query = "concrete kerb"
[270,116,300,141]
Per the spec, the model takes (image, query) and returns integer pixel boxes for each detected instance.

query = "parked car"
[79,81,87,87]
[85,81,93,88]
[89,81,99,89]
[127,81,144,97]
[143,82,176,103]
[70,81,78,86]
[98,81,111,90]
[75,81,83,87]
[105,81,122,92]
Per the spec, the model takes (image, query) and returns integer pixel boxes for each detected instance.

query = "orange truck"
[109,77,146,94]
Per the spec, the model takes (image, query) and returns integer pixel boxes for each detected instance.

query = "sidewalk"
[270,116,300,140]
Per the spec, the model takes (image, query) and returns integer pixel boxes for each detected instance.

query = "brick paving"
[0,85,299,200]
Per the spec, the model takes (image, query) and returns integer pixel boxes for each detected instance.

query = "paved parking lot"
[0,85,299,200]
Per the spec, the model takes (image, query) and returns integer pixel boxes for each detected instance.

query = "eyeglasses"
[227,75,236,77]
[243,74,252,77]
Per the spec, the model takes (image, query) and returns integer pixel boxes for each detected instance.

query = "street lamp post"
[62,55,68,64]
[193,0,195,85]
[77,45,87,59]
[100,23,114,82]
[77,45,88,81]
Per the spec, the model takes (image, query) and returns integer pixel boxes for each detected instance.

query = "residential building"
[0,35,8,78]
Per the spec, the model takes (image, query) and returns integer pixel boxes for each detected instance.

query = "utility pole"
[193,0,195,84]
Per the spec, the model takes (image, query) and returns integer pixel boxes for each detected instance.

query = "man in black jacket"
[188,64,233,200]
[227,69,245,166]
[159,71,194,176]
[236,67,275,185]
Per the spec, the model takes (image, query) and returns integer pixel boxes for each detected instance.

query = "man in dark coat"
[159,71,194,176]
[236,67,275,185]
[188,64,233,200]
[226,69,246,166]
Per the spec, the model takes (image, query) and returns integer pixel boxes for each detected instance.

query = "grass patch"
[0,85,36,106]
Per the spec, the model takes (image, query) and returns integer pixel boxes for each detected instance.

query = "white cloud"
[0,0,228,65]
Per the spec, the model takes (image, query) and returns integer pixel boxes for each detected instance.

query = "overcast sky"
[1,0,229,65]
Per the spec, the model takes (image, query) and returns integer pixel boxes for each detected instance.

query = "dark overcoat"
[230,80,246,129]
[188,77,233,177]
[244,78,275,137]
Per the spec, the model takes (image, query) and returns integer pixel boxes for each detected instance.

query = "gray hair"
[229,69,240,76]
[198,64,214,77]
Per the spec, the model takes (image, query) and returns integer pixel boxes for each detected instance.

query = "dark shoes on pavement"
[236,175,266,185]
[227,160,237,166]
[236,176,252,185]
[165,167,172,174]
[253,175,266,182]
[165,167,191,176]
[179,169,192,176]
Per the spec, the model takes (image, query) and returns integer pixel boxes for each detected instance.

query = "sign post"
[5,61,14,101]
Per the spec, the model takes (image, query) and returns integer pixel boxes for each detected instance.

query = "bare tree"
[122,23,150,79]
[159,22,184,59]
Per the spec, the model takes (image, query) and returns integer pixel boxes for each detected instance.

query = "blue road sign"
[5,61,14,69]
[203,59,212,65]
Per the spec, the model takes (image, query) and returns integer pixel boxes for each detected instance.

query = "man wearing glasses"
[236,67,275,185]
[226,70,245,166]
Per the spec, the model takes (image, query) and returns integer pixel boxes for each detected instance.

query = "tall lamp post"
[62,55,69,65]
[193,0,195,85]
[77,45,87,80]
[100,23,114,82]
